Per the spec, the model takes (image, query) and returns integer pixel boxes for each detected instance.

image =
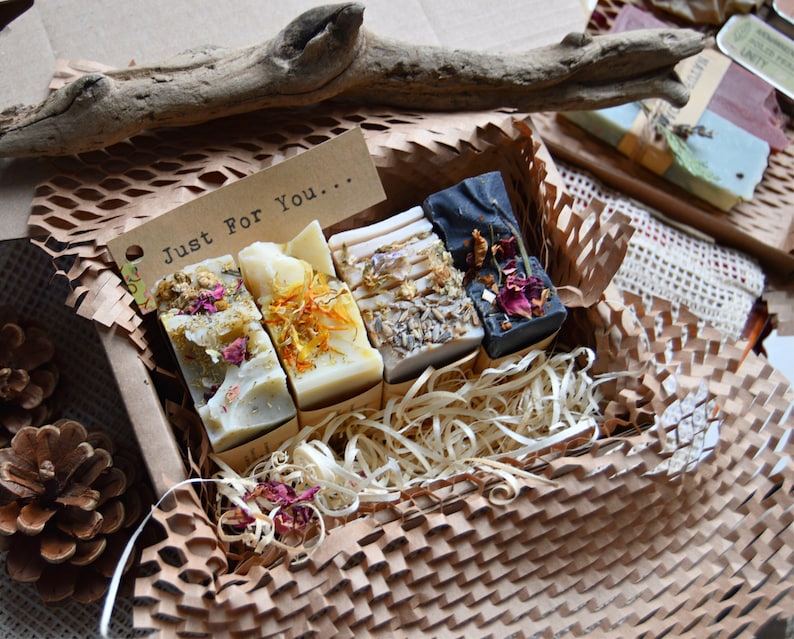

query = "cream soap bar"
[329,207,484,384]
[154,255,297,453]
[238,221,383,410]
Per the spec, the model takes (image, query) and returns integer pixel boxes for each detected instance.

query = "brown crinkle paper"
[28,73,793,636]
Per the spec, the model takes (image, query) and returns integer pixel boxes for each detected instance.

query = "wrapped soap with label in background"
[561,5,789,211]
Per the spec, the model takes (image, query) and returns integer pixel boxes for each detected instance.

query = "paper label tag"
[107,128,386,310]
[618,49,732,174]
[717,13,794,100]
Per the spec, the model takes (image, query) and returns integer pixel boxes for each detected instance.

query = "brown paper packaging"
[29,104,793,638]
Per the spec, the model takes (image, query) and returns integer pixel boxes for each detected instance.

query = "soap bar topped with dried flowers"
[328,206,484,383]
[154,255,296,452]
[423,171,567,359]
[238,221,383,410]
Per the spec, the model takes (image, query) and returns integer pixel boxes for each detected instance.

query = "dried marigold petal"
[267,272,355,373]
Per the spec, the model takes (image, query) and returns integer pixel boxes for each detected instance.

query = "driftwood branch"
[0,3,708,157]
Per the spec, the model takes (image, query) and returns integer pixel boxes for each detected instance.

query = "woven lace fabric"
[557,160,766,339]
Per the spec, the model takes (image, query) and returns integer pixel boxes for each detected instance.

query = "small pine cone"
[0,307,59,446]
[0,419,151,604]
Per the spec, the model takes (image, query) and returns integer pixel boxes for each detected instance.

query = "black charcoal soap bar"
[422,171,567,359]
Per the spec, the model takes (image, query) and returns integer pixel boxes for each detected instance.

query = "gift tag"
[107,128,385,312]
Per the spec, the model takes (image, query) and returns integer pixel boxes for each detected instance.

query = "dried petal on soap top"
[188,282,226,315]
[266,271,357,374]
[494,236,518,261]
[155,269,235,315]
[361,249,412,289]
[496,271,549,319]
[470,229,488,269]
[221,336,248,366]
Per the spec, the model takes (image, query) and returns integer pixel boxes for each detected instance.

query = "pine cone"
[0,419,150,604]
[0,307,59,446]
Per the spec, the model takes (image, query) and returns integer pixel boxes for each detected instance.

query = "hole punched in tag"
[120,245,156,312]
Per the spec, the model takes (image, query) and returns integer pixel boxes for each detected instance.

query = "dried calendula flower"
[266,272,356,373]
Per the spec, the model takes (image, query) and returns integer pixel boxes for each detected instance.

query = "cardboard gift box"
[28,103,794,638]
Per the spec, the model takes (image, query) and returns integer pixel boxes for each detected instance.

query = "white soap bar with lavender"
[154,255,296,452]
[330,206,484,383]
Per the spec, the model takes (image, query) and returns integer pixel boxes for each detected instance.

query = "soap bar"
[561,4,776,211]
[329,207,484,383]
[238,221,383,409]
[422,172,567,360]
[563,103,770,211]
[154,255,297,452]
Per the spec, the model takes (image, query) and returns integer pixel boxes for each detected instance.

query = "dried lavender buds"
[329,207,484,383]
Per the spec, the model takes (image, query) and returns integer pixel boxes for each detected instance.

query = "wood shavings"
[213,346,613,555]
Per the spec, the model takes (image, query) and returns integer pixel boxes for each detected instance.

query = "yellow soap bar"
[238,222,383,410]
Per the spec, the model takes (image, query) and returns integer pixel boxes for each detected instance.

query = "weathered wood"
[0,3,708,157]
